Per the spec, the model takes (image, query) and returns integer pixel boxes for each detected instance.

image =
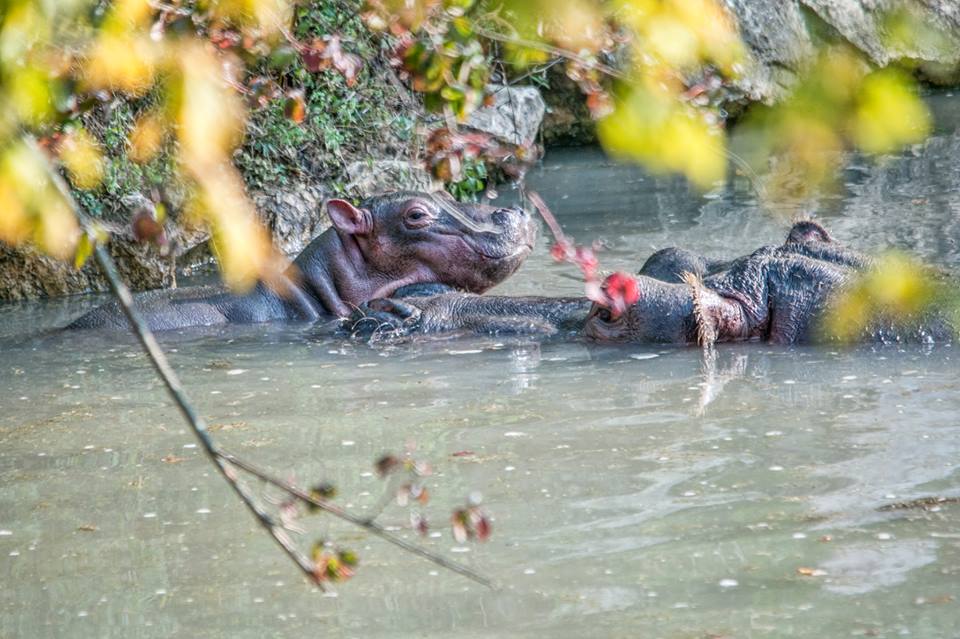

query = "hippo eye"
[595,307,613,323]
[404,206,433,228]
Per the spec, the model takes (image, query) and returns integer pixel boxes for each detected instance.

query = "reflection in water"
[2,96,960,638]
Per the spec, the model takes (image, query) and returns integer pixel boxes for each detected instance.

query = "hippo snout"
[491,206,528,226]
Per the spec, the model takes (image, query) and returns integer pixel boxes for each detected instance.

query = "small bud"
[475,515,492,541]
[375,454,400,477]
[307,482,337,511]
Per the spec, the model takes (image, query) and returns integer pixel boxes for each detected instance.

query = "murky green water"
[3,95,960,638]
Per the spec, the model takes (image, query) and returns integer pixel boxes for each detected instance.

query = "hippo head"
[326,190,536,294]
[582,276,700,344]
[786,220,833,245]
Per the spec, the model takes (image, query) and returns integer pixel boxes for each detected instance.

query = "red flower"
[603,272,640,318]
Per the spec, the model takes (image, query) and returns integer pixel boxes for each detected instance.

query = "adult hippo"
[584,247,954,345]
[636,220,872,284]
[349,221,955,345]
[68,191,536,330]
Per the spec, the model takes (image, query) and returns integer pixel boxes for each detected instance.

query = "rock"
[465,85,546,146]
[343,160,442,200]
[801,0,960,80]
[723,0,960,107]
[0,219,209,301]
[540,71,598,146]
[721,0,814,107]
[250,182,330,255]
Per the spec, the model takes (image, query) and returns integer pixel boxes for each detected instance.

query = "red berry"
[550,242,569,262]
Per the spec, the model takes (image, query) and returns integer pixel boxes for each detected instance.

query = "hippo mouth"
[476,242,535,261]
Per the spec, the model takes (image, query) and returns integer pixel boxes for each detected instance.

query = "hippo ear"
[327,199,372,236]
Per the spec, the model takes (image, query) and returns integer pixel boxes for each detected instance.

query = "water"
[2,96,960,637]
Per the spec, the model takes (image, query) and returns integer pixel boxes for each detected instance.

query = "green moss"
[235,0,413,191]
[71,96,178,219]
[71,0,417,218]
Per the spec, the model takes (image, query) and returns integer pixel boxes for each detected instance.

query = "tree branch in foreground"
[35,133,494,590]
[88,243,494,589]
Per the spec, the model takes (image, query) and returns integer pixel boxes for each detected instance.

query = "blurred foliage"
[362,0,743,187]
[741,47,931,201]
[0,0,410,291]
[362,0,943,197]
[0,0,286,288]
[0,0,956,341]
[822,253,956,343]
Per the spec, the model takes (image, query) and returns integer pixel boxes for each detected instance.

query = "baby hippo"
[68,191,537,331]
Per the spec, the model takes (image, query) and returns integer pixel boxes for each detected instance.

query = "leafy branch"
[42,139,495,591]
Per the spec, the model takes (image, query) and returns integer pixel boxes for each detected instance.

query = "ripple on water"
[4,117,960,637]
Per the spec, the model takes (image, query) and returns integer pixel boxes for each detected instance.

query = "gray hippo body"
[68,191,537,331]
[351,221,955,345]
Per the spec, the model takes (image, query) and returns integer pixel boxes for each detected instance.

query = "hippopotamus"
[636,221,872,285]
[68,191,537,331]
[349,221,955,345]
[584,245,954,345]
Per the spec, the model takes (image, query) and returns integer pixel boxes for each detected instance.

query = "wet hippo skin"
[352,221,955,345]
[67,191,537,331]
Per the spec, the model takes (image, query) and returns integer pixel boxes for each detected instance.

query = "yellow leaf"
[598,87,725,189]
[175,43,246,171]
[187,167,284,292]
[36,198,79,261]
[852,71,931,155]
[823,252,941,341]
[660,110,726,189]
[60,128,105,190]
[0,177,30,246]
[129,112,166,164]
[104,0,153,32]
[644,15,698,69]
[74,232,94,269]
[210,0,292,34]
[0,2,50,67]
[8,66,55,126]
[84,34,158,95]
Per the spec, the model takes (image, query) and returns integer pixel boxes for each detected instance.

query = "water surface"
[2,95,960,638]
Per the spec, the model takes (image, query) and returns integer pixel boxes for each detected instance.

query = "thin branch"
[92,244,322,583]
[504,58,564,87]
[473,26,628,82]
[33,136,494,590]
[221,452,496,589]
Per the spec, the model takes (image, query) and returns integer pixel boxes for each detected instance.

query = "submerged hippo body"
[586,250,853,344]
[585,247,955,345]
[637,247,732,283]
[636,221,872,285]
[68,191,536,331]
[352,221,955,345]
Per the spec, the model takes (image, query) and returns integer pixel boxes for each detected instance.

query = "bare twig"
[221,452,496,588]
[91,242,321,584]
[33,137,494,590]
[473,26,628,82]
